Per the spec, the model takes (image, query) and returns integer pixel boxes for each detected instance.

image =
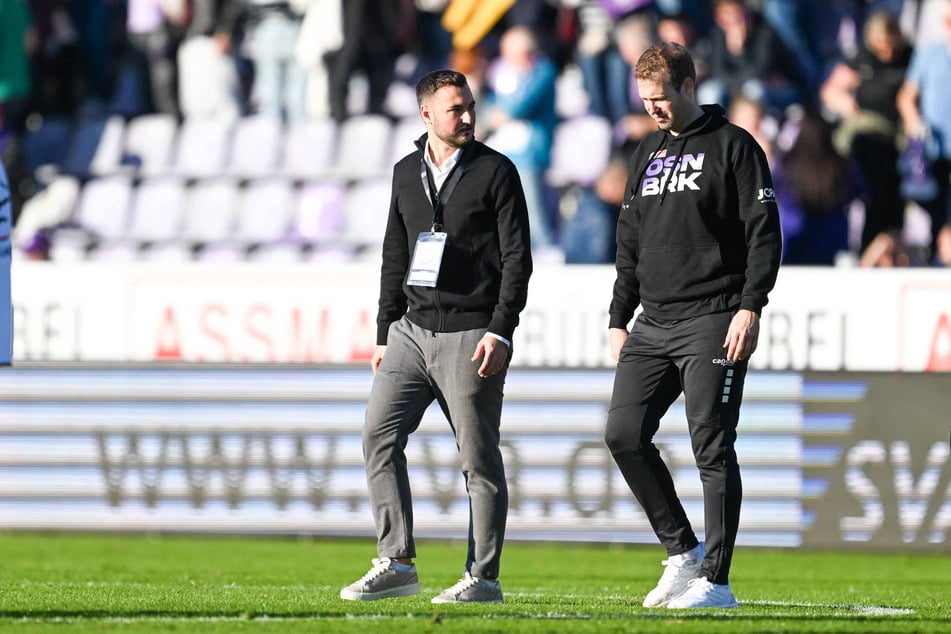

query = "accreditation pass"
[407,231,448,287]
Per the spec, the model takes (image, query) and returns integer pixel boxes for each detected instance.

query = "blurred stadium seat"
[126,176,188,245]
[123,113,178,177]
[73,174,134,241]
[63,115,126,179]
[333,114,393,181]
[172,116,235,179]
[233,176,295,245]
[340,176,391,254]
[227,114,284,179]
[179,176,240,246]
[282,117,339,180]
[389,115,425,167]
[291,179,347,245]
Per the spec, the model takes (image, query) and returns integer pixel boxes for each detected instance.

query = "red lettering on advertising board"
[289,307,331,361]
[926,313,951,371]
[246,304,276,361]
[348,309,375,362]
[150,302,377,362]
[199,304,230,361]
[155,307,182,359]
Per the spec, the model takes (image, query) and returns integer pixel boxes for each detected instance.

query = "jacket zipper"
[434,288,444,335]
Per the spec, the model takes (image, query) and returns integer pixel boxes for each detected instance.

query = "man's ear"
[419,102,432,127]
[680,76,696,99]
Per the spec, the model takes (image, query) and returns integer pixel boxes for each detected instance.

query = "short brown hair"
[416,69,469,105]
[635,42,696,91]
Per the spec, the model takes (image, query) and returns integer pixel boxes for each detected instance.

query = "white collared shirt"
[424,143,462,191]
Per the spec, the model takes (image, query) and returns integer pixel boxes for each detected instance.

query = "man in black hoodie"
[340,70,532,604]
[604,43,781,609]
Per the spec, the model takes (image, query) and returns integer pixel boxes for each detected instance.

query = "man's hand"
[370,345,386,375]
[724,309,759,362]
[609,327,629,364]
[472,335,508,378]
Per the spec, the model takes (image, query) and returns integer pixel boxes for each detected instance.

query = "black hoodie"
[609,104,782,327]
[376,136,533,345]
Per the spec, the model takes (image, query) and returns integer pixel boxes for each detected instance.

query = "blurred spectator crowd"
[2,0,950,266]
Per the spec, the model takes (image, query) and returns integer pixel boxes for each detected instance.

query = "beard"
[437,126,474,148]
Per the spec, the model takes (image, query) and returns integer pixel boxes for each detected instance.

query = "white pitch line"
[743,600,915,616]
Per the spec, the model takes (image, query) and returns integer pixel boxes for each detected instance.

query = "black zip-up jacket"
[609,104,782,327]
[376,135,533,345]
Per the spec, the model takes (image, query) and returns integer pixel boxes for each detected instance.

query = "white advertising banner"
[10,262,951,370]
[1,365,948,549]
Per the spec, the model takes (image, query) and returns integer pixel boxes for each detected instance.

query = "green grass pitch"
[1,532,948,632]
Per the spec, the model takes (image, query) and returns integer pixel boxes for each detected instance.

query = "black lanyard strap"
[420,143,473,232]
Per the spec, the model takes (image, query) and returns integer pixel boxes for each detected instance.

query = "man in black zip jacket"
[604,43,782,609]
[340,69,532,604]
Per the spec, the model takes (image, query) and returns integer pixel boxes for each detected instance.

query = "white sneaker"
[666,577,739,609]
[641,543,705,608]
[431,572,503,604]
[340,558,420,601]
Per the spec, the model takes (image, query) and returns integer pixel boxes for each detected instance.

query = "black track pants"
[605,311,746,585]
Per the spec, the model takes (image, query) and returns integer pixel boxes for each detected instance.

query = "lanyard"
[420,144,473,232]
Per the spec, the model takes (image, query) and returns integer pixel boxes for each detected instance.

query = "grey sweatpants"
[363,316,509,580]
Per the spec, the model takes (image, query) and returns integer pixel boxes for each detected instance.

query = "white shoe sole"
[431,596,504,604]
[339,582,420,601]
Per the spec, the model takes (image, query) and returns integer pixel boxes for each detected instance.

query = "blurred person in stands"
[323,0,411,122]
[571,0,652,126]
[572,0,629,125]
[821,9,912,255]
[902,0,949,48]
[339,69,532,604]
[481,25,558,251]
[502,0,564,63]
[28,0,84,119]
[1,0,36,218]
[773,107,863,265]
[175,0,245,119]
[655,10,712,109]
[698,0,807,113]
[727,92,776,166]
[125,0,188,118]
[610,11,660,156]
[759,0,821,94]
[409,0,453,82]
[240,0,307,122]
[605,43,781,609]
[559,153,626,263]
[896,0,951,266]
[0,0,35,135]
[69,0,120,107]
[859,228,913,266]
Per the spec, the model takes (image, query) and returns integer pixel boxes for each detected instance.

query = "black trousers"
[604,311,746,585]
